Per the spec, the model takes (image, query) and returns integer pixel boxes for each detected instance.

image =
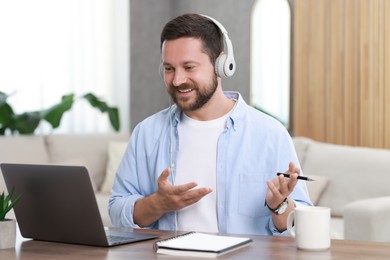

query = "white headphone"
[160,14,236,79]
[201,14,236,78]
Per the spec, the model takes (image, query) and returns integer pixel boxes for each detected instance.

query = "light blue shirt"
[109,91,312,236]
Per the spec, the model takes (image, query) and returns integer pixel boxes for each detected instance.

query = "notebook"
[0,163,158,247]
[153,232,252,258]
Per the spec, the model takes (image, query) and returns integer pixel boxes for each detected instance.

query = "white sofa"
[2,134,390,242]
[0,133,130,227]
[293,137,390,242]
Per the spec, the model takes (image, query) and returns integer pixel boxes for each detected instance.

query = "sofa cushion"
[0,135,50,193]
[331,217,344,239]
[292,136,312,167]
[302,140,390,217]
[0,135,50,164]
[45,133,129,190]
[95,193,112,227]
[344,196,390,242]
[101,141,128,194]
[305,174,328,205]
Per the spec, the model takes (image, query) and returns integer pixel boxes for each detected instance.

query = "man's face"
[161,37,218,111]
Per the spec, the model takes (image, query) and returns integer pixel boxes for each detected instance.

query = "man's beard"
[169,75,218,111]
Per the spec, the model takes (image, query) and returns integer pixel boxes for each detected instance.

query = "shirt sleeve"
[108,126,147,228]
[268,217,290,236]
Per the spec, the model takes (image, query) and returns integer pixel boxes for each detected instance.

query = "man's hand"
[156,167,213,212]
[265,162,300,232]
[265,162,300,209]
[134,167,212,227]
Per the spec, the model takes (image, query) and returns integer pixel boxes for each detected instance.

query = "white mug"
[287,206,331,251]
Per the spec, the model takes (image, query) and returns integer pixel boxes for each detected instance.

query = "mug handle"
[287,210,295,237]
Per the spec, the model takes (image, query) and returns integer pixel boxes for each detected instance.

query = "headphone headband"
[200,14,236,78]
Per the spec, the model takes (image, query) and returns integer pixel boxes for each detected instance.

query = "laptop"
[0,163,158,247]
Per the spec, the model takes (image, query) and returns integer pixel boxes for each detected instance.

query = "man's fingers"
[168,187,212,210]
[184,187,213,199]
[267,179,283,199]
[286,175,298,192]
[267,175,296,201]
[288,161,300,175]
[158,167,171,182]
[173,182,198,194]
[181,188,213,204]
[277,173,298,195]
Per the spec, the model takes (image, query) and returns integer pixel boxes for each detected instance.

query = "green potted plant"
[0,187,22,249]
[0,91,120,135]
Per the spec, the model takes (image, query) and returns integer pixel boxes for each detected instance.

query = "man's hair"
[160,13,224,64]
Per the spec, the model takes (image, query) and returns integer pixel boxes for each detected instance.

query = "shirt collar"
[223,91,246,131]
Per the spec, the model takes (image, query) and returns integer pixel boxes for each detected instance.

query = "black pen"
[277,173,315,181]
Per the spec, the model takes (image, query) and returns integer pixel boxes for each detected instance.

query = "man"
[109,13,312,236]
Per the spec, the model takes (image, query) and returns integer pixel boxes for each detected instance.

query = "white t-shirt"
[175,112,230,233]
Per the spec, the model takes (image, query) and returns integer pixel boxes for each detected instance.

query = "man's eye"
[164,67,173,72]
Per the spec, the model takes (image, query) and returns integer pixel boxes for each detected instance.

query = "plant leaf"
[0,92,14,129]
[1,91,121,135]
[0,187,22,221]
[0,192,4,212]
[82,93,108,112]
[5,193,22,217]
[42,94,74,128]
[0,102,14,126]
[107,107,120,131]
[12,111,42,134]
[82,93,120,131]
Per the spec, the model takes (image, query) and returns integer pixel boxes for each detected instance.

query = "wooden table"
[1,228,390,260]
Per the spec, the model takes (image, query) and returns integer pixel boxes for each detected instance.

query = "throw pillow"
[305,175,329,205]
[100,141,128,194]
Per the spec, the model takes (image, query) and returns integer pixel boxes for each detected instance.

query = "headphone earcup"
[215,54,235,78]
[223,56,236,78]
[215,54,227,78]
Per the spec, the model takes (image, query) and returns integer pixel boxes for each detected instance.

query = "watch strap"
[265,197,288,214]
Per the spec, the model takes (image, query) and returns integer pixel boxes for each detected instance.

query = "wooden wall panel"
[386,0,390,148]
[344,0,360,146]
[293,0,390,149]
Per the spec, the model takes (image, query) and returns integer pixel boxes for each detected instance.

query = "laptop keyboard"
[107,235,136,245]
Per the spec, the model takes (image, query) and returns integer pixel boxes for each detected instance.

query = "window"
[0,0,130,134]
[250,0,291,127]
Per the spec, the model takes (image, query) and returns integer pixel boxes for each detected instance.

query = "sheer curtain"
[250,0,290,127]
[0,0,129,134]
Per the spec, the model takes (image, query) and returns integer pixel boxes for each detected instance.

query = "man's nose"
[172,69,187,86]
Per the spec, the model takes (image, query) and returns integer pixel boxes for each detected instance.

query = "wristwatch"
[266,197,289,215]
